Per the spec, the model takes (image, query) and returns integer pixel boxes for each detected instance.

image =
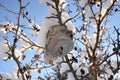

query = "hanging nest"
[45,25,74,63]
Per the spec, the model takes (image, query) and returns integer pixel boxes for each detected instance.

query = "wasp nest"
[45,25,74,63]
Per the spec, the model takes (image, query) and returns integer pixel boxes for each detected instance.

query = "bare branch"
[0,3,18,14]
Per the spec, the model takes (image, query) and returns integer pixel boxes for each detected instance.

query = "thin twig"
[0,3,18,14]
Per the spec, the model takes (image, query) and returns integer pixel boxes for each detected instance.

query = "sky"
[0,0,120,80]
[0,0,48,24]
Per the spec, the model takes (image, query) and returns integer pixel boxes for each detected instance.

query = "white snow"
[72,63,79,71]
[79,0,116,26]
[12,65,20,80]
[0,22,20,33]
[90,31,97,49]
[0,72,12,80]
[12,65,28,80]
[39,0,67,9]
[67,53,73,60]
[0,41,10,59]
[30,29,39,36]
[61,12,76,33]
[0,31,2,38]
[85,6,97,26]
[111,60,117,69]
[79,0,88,7]
[0,65,22,80]
[14,49,22,59]
[39,0,54,6]
[28,20,41,30]
[67,72,75,80]
[76,66,89,76]
[105,65,114,75]
[0,65,28,80]
[0,41,22,60]
[95,0,115,21]
[60,63,70,73]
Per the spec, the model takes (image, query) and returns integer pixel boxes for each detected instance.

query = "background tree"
[0,0,120,80]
